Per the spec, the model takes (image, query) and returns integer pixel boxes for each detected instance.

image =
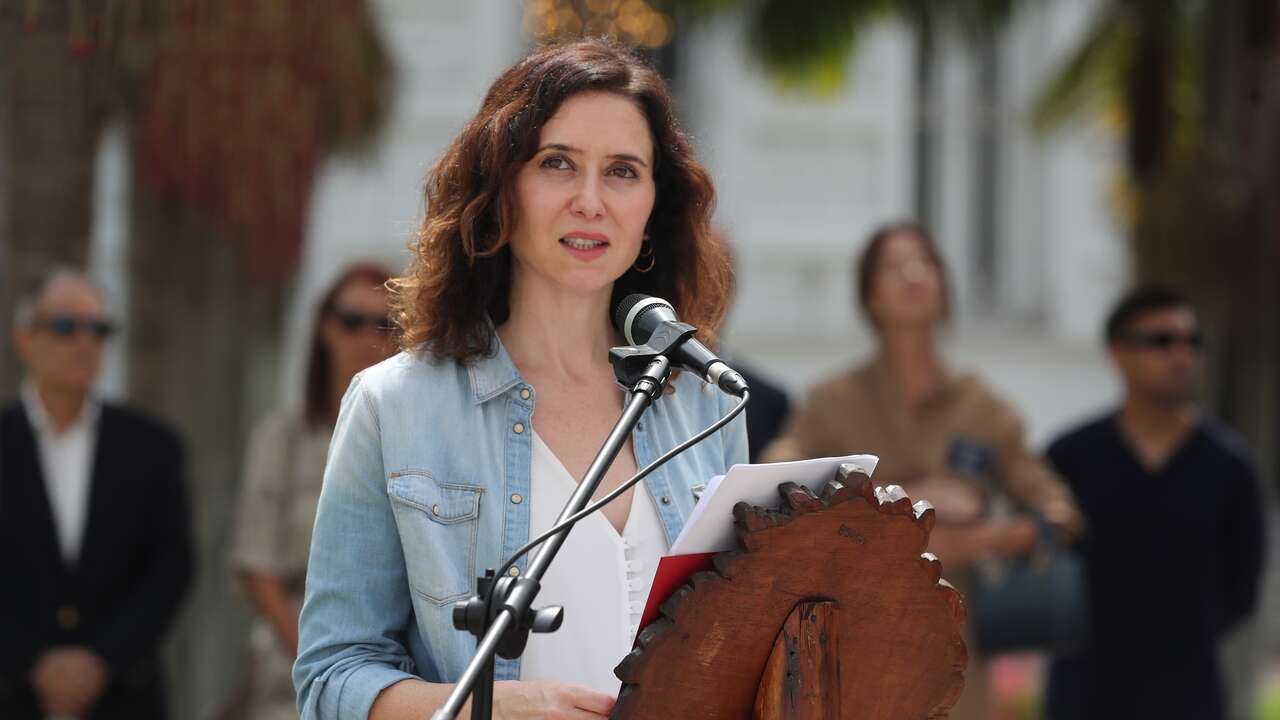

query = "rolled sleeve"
[300,651,418,719]
[295,374,419,719]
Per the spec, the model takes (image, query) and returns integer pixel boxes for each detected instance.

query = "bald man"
[1,269,192,719]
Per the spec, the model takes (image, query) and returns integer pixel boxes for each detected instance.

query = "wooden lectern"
[613,464,968,719]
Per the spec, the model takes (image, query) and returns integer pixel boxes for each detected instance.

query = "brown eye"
[540,155,571,170]
[608,164,639,179]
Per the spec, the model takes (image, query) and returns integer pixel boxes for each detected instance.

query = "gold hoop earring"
[633,239,655,273]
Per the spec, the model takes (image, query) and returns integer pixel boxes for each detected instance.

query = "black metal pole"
[431,356,671,720]
[472,654,493,720]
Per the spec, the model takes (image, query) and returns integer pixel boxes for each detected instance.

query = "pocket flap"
[387,472,482,524]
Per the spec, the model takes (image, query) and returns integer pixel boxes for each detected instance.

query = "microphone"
[612,294,750,397]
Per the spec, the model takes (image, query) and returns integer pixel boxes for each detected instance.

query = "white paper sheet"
[669,454,879,555]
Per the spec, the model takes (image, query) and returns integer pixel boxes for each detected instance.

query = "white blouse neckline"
[519,430,669,696]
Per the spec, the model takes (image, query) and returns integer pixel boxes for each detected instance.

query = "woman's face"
[507,91,657,299]
[867,231,945,330]
[322,279,394,380]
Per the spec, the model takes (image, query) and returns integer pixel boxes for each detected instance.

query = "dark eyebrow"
[537,143,650,168]
[610,153,649,168]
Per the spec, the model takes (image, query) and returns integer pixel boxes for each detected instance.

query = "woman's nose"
[899,260,930,283]
[569,174,605,218]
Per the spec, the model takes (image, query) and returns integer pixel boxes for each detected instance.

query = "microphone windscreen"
[612,293,650,335]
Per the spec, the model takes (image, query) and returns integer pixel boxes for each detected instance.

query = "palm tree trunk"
[0,2,107,396]
[126,155,287,717]
[1198,3,1279,716]
[1198,0,1279,487]
[1240,0,1280,487]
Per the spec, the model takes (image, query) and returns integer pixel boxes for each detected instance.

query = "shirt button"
[513,422,525,434]
[57,605,79,630]
[508,567,520,577]
[660,495,671,505]
[637,421,645,431]
[519,388,531,401]
[510,493,523,504]
[431,504,441,516]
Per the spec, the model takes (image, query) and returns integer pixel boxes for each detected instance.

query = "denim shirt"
[294,338,748,719]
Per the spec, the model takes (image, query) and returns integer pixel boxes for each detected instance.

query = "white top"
[519,431,669,696]
[21,382,99,565]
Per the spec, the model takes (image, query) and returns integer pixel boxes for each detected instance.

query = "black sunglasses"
[331,308,390,333]
[35,315,116,340]
[1122,330,1204,351]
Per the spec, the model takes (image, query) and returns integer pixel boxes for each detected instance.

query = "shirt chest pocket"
[387,471,483,605]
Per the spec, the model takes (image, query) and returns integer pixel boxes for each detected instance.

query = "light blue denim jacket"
[294,337,748,719]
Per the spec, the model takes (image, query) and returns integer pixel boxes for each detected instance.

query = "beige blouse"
[229,408,332,719]
[230,408,332,590]
[763,358,1077,526]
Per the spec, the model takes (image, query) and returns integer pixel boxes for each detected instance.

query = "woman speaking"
[294,39,746,719]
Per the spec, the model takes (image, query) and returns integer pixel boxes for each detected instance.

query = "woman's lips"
[560,234,609,260]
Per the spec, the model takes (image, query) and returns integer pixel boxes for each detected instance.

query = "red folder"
[637,552,715,634]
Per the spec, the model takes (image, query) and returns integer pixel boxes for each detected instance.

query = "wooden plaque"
[613,464,967,719]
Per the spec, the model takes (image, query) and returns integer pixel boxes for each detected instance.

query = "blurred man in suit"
[1,268,193,719]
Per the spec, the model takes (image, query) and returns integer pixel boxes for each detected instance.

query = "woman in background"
[763,221,1081,720]
[230,263,395,720]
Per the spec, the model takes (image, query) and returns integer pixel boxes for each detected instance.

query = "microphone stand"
[431,352,673,720]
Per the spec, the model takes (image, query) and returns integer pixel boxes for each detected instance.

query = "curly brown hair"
[389,38,730,362]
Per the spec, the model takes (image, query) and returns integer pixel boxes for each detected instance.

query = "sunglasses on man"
[35,315,117,340]
[331,308,391,334]
[1121,330,1204,351]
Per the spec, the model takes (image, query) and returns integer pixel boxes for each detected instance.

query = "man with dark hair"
[1045,284,1266,720]
[1,269,193,719]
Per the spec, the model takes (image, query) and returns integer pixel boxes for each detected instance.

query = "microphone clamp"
[608,323,692,393]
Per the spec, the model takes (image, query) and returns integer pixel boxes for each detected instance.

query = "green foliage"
[745,0,888,79]
[676,0,1206,138]
[1030,4,1132,130]
[674,0,749,16]
[1031,0,1207,135]
[672,0,1029,91]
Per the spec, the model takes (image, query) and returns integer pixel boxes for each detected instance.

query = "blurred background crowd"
[1,0,1278,718]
